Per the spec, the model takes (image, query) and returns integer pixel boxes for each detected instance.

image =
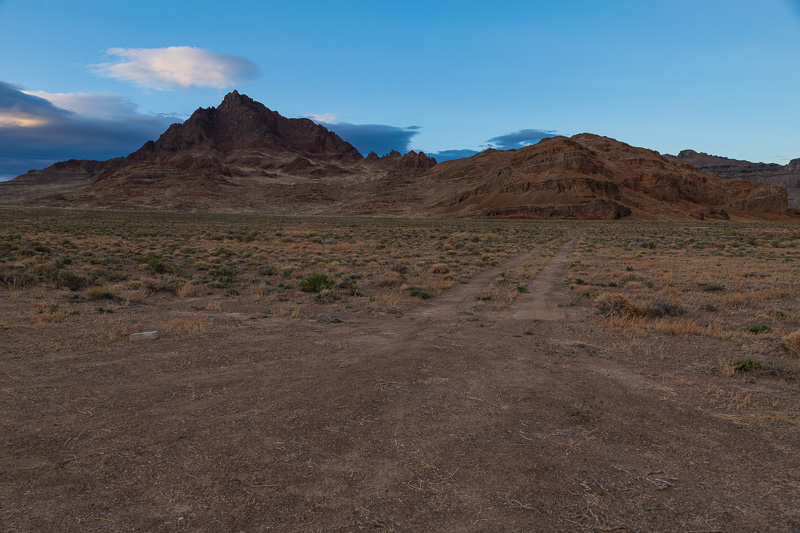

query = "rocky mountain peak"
[129,91,362,163]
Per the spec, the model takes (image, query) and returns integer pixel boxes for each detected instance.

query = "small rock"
[130,331,159,341]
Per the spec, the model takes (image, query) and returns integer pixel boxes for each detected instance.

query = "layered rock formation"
[0,92,791,219]
[666,149,800,208]
[415,134,787,219]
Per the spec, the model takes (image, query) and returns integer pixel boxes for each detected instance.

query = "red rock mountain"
[403,134,788,220]
[127,90,363,168]
[665,149,800,208]
[0,92,791,219]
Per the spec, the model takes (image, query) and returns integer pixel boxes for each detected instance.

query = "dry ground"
[1,209,799,531]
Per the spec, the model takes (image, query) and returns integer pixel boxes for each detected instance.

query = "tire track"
[414,242,550,319]
[509,239,575,321]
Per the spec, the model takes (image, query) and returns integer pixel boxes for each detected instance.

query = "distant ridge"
[665,150,800,208]
[412,134,788,220]
[0,92,792,220]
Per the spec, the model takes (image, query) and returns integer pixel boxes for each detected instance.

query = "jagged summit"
[129,91,362,164]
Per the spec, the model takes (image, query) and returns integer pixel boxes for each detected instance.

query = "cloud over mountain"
[92,46,260,90]
[486,128,557,150]
[0,80,179,179]
[317,121,421,157]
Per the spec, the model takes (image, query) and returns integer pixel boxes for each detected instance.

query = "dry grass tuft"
[375,271,404,287]
[87,286,114,301]
[176,282,197,299]
[595,293,638,317]
[430,263,450,274]
[784,330,800,357]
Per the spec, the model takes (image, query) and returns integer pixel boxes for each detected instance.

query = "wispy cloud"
[485,128,557,150]
[92,46,260,90]
[23,90,140,119]
[307,113,337,123]
[319,122,421,156]
[0,80,180,177]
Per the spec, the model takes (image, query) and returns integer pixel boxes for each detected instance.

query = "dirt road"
[2,241,799,531]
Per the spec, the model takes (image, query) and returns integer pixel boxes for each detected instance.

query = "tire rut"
[413,242,549,319]
[509,239,575,321]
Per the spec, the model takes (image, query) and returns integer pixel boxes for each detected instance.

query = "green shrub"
[745,323,771,334]
[409,289,431,299]
[733,359,761,371]
[259,265,276,276]
[58,270,87,290]
[299,273,334,293]
[137,254,173,274]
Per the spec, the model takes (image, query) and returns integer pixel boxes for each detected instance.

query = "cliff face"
[417,134,787,219]
[666,149,800,208]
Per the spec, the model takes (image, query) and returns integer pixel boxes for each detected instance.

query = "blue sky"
[1,0,799,180]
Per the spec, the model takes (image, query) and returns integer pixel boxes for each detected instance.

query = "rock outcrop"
[366,150,437,171]
[666,149,800,208]
[416,134,788,219]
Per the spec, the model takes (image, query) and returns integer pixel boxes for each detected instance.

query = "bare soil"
[2,220,800,531]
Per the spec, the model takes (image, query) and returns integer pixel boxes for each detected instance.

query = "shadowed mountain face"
[412,134,788,219]
[127,90,363,166]
[666,150,800,208]
[0,93,791,219]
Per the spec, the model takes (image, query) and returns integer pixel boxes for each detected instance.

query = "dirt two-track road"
[2,240,799,532]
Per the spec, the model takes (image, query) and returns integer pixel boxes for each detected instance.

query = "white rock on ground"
[129,331,159,341]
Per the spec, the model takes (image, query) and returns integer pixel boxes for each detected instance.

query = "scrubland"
[2,208,799,531]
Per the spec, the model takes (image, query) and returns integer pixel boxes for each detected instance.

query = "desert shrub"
[783,330,800,357]
[734,359,762,371]
[313,289,340,302]
[87,286,114,300]
[52,269,87,291]
[52,256,72,269]
[619,274,652,288]
[409,289,431,299]
[430,263,450,274]
[137,254,173,274]
[177,282,197,299]
[702,283,725,292]
[641,298,683,318]
[259,265,276,276]
[146,277,178,294]
[376,271,404,287]
[299,273,334,293]
[745,323,772,334]
[209,266,236,278]
[595,293,637,317]
[0,266,37,289]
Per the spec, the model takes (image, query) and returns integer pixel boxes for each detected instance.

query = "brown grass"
[176,282,197,299]
[784,330,800,357]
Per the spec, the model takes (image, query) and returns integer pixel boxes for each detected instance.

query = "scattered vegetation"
[300,273,334,293]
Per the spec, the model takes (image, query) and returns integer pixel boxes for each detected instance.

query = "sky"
[1,0,799,181]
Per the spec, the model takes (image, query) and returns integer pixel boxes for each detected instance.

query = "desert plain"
[1,208,799,531]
